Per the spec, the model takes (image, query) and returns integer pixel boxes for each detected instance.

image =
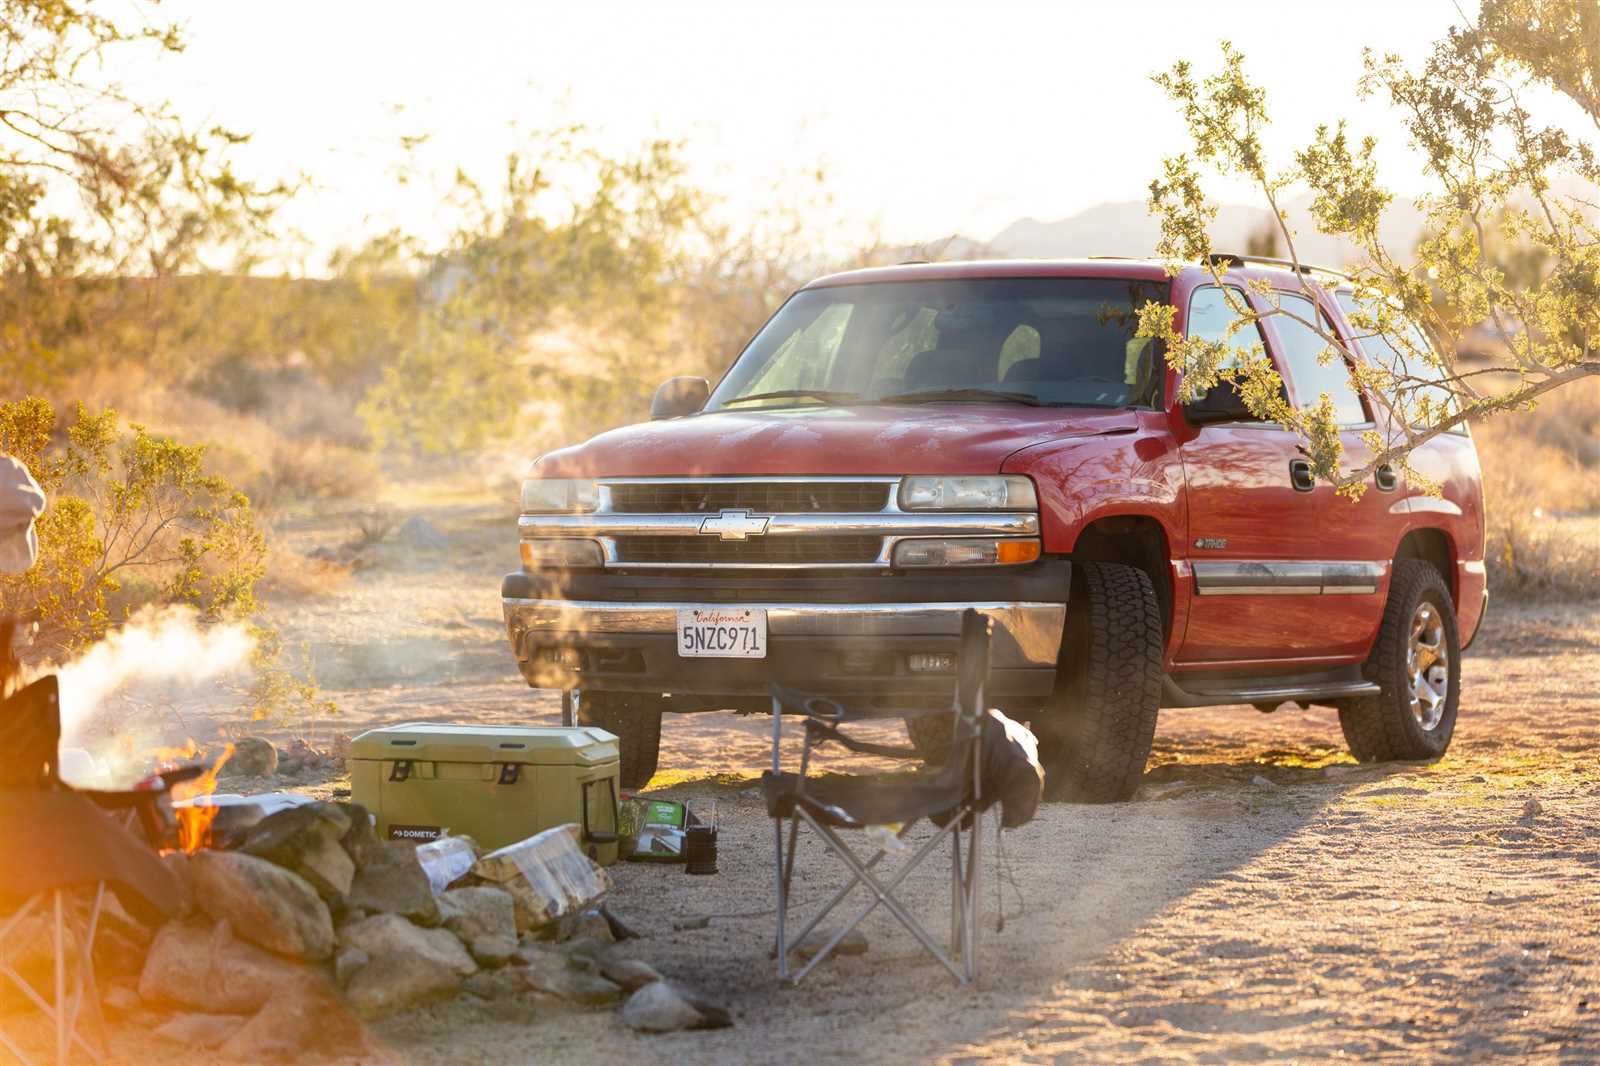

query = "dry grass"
[1474,377,1600,600]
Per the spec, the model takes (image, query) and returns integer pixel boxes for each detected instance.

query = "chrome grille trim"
[518,476,1039,570]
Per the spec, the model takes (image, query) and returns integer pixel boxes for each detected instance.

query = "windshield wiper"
[876,387,1049,407]
[721,389,859,406]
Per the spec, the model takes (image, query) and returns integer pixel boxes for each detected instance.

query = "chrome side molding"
[1193,560,1386,596]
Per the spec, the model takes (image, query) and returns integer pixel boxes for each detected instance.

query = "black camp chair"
[0,670,185,1066]
[764,609,994,985]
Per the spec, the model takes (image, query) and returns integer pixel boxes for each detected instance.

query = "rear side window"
[1334,292,1464,433]
[1270,292,1369,425]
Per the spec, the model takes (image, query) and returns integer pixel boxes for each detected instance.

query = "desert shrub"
[1475,378,1600,600]
[0,397,266,651]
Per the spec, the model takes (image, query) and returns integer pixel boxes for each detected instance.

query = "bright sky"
[130,0,1471,271]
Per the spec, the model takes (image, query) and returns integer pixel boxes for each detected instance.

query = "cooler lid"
[348,723,619,767]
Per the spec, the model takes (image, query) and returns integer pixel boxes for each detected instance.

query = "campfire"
[166,742,235,854]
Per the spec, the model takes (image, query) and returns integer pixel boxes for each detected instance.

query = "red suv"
[502,257,1487,799]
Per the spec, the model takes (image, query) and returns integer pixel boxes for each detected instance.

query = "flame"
[169,743,235,854]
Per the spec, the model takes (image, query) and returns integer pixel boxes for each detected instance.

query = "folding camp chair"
[0,670,186,1066]
[764,609,992,986]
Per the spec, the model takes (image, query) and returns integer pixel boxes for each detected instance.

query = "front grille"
[612,535,884,566]
[609,482,890,514]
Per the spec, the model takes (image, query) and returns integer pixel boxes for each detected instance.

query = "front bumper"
[501,563,1069,710]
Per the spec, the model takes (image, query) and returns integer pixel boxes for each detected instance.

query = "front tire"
[1035,560,1163,803]
[576,692,663,789]
[1337,559,1461,762]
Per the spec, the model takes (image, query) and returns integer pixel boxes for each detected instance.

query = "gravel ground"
[17,495,1598,1064]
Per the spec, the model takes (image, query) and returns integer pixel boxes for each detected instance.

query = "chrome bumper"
[502,598,1067,670]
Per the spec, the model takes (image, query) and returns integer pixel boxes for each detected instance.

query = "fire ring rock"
[346,842,441,926]
[240,802,356,899]
[221,736,278,778]
[188,850,335,961]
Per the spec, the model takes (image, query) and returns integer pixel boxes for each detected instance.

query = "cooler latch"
[497,763,521,785]
[389,760,412,782]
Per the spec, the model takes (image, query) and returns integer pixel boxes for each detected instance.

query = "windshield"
[706,277,1171,411]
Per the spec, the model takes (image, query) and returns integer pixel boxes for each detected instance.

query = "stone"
[553,937,610,966]
[461,968,527,1001]
[346,843,440,925]
[328,897,368,929]
[241,803,356,899]
[600,957,664,993]
[160,852,195,916]
[335,947,369,987]
[469,935,517,968]
[621,981,733,1032]
[338,913,477,978]
[1251,774,1276,788]
[795,927,868,960]
[188,850,334,961]
[514,943,623,1006]
[221,736,278,778]
[339,804,385,869]
[1519,798,1543,825]
[440,886,517,945]
[556,907,615,944]
[138,919,324,1013]
[153,1013,246,1050]
[599,903,642,941]
[397,515,449,551]
[343,951,460,1020]
[220,988,366,1061]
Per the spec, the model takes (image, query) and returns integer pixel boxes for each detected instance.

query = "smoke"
[39,605,257,747]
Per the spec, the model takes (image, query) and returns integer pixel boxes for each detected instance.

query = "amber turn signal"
[996,539,1042,565]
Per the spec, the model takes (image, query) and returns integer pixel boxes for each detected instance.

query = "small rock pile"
[119,802,729,1059]
[217,735,346,786]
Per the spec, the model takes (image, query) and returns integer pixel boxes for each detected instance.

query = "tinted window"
[1186,285,1267,364]
[1271,292,1368,424]
[1184,285,1286,411]
[1334,291,1462,432]
[709,277,1170,410]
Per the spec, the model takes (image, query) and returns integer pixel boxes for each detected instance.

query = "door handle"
[1374,463,1399,492]
[1289,459,1316,492]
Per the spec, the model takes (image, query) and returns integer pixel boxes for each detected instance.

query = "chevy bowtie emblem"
[699,509,770,541]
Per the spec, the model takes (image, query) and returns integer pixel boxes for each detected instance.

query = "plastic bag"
[471,823,608,932]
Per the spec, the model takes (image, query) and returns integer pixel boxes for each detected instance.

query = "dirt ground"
[24,494,1600,1063]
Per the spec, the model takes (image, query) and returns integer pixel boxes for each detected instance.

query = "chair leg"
[772,813,789,981]
[54,891,65,1066]
[790,810,966,985]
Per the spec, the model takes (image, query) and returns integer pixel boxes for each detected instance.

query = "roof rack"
[1205,252,1348,279]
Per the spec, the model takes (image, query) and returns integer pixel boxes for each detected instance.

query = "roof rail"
[1205,252,1348,279]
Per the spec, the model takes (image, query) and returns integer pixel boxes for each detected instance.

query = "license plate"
[676,607,768,659]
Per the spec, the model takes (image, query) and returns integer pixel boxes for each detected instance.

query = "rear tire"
[1337,559,1460,762]
[1035,560,1163,803]
[576,692,663,789]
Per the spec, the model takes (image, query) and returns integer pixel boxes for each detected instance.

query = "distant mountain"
[986,196,1429,269]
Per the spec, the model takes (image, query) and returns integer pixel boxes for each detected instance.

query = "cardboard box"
[349,723,620,864]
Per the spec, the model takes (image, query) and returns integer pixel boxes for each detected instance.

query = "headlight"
[898,475,1036,511]
[520,539,604,569]
[520,478,599,513]
[893,537,1041,568]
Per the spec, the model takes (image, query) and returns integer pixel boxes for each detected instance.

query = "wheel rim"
[1407,601,1449,731]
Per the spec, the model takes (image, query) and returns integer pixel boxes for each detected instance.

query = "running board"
[1161,675,1380,709]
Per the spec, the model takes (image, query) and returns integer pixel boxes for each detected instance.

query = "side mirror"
[650,377,709,420]
[1183,381,1256,426]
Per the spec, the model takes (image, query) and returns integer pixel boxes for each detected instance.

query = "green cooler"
[349,723,621,865]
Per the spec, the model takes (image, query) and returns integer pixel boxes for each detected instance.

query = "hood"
[534,405,1139,478]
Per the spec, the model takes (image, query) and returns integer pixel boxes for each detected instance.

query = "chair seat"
[762,770,964,828]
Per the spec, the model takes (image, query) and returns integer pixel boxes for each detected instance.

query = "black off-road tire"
[1337,559,1461,762]
[576,692,663,789]
[904,713,953,766]
[1035,560,1164,803]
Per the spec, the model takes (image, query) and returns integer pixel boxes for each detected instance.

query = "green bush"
[0,397,265,652]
